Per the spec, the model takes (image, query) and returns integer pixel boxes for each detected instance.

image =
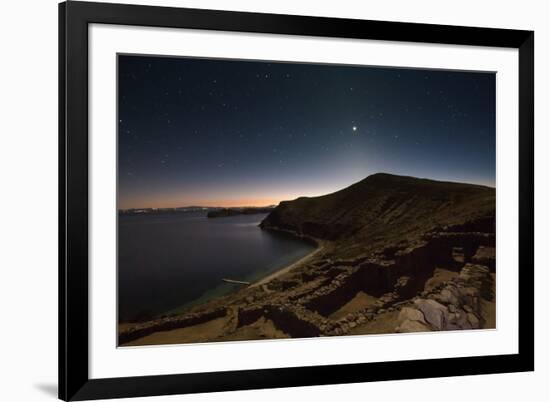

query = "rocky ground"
[118,174,496,346]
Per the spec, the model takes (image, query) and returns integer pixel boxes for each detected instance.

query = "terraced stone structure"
[119,174,496,346]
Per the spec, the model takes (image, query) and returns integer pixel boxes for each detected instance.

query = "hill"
[260,173,495,257]
[119,173,496,345]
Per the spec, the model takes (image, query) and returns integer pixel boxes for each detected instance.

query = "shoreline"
[250,244,324,288]
[150,225,323,320]
[120,235,324,334]
[250,225,326,287]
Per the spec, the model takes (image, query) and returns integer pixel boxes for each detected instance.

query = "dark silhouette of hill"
[261,173,495,256]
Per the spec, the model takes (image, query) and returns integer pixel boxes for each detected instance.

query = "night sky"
[118,55,495,210]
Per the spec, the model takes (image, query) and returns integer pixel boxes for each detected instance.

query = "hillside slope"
[260,173,495,256]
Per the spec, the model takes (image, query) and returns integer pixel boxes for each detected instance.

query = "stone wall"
[118,308,227,345]
[298,229,495,321]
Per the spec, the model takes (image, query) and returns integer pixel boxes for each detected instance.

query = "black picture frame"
[59,1,534,400]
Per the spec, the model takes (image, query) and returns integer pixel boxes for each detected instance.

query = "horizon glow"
[118,56,496,210]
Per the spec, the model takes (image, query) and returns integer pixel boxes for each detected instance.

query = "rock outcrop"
[395,264,494,332]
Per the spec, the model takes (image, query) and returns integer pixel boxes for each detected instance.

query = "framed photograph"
[59,1,534,400]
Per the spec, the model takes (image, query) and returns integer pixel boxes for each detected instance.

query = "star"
[352,126,357,132]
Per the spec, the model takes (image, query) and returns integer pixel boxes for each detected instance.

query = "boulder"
[398,307,427,324]
[434,288,460,306]
[414,299,448,330]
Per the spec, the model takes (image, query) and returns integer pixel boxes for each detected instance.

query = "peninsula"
[207,206,275,218]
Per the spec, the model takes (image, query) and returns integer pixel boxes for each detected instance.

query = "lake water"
[118,212,315,323]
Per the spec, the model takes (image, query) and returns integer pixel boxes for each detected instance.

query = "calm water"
[118,212,315,322]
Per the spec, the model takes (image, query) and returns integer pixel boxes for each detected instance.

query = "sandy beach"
[250,242,325,288]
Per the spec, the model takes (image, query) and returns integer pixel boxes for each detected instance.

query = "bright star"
[352,126,357,132]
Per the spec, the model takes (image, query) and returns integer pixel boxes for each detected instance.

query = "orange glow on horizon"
[118,186,337,210]
[119,197,295,210]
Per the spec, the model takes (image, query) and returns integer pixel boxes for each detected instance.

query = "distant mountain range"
[119,205,276,216]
